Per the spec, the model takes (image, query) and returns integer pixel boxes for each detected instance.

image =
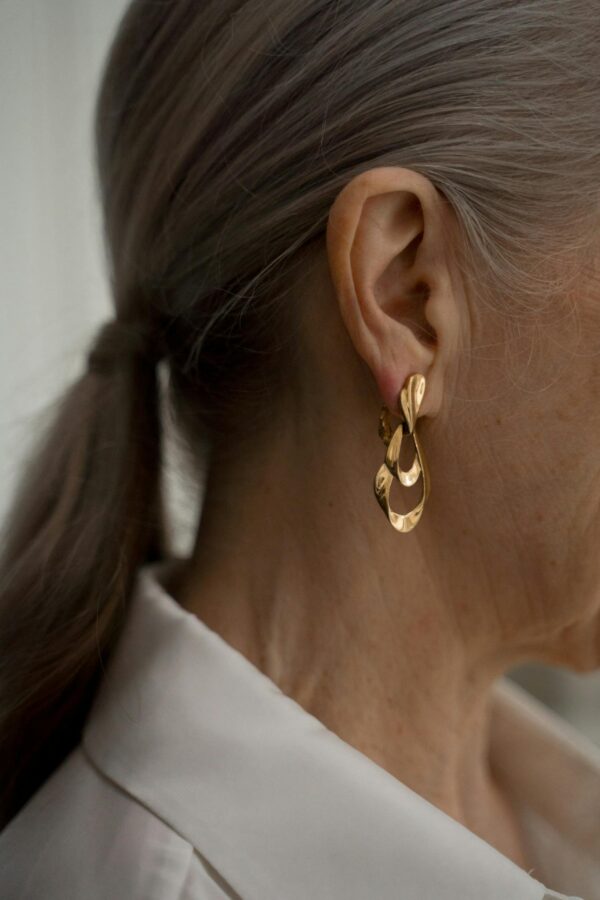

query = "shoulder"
[0,746,231,900]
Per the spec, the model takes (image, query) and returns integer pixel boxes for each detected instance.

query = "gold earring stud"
[373,373,430,533]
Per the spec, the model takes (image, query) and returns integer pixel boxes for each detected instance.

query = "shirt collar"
[82,558,587,900]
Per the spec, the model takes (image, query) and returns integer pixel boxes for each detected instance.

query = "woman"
[1,0,599,897]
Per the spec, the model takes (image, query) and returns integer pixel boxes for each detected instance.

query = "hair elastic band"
[86,318,166,375]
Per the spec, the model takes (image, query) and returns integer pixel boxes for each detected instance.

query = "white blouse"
[1,558,599,900]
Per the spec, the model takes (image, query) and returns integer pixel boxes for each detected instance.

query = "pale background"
[1,0,599,746]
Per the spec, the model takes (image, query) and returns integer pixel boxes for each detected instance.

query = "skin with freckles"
[174,166,600,872]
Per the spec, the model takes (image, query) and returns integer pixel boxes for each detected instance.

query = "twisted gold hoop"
[373,373,430,533]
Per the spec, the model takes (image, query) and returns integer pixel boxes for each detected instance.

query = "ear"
[326,166,462,418]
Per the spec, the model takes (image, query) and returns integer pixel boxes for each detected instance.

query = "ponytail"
[0,344,168,827]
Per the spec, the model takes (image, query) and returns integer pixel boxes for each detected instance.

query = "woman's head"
[1,0,599,825]
[101,0,600,661]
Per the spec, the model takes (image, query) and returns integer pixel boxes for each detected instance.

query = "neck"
[176,397,530,868]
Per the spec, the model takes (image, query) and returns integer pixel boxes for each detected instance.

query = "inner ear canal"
[400,280,438,348]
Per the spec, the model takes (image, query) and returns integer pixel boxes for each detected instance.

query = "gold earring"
[373,373,430,533]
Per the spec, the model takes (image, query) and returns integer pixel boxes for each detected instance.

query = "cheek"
[500,305,600,656]
[450,301,600,653]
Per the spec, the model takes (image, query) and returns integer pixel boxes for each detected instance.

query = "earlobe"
[326,166,460,419]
